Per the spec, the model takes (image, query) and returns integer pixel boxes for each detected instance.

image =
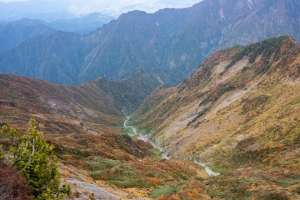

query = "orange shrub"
[278,144,284,148]
[77,165,84,170]
[149,177,164,186]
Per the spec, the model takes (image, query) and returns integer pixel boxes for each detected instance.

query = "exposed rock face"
[0,0,300,86]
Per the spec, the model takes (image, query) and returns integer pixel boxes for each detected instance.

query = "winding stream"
[124,117,220,176]
[124,117,169,159]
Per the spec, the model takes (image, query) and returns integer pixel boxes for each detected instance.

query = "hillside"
[0,68,163,133]
[0,14,114,53]
[0,19,55,52]
[1,0,300,86]
[130,36,300,199]
[0,73,211,199]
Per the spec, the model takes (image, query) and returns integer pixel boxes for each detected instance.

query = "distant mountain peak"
[1,0,300,86]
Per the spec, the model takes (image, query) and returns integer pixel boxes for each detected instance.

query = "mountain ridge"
[0,19,55,52]
[0,68,162,134]
[1,35,300,199]
[1,0,300,86]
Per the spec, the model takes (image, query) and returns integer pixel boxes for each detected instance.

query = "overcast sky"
[0,0,202,17]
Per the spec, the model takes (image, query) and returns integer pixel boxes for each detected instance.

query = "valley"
[130,35,300,199]
[1,35,299,199]
[0,73,210,199]
[1,0,300,199]
[124,116,220,177]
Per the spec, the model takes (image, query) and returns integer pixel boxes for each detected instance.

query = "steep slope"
[1,0,300,86]
[79,8,190,83]
[0,31,91,85]
[130,36,300,198]
[0,14,114,53]
[78,0,300,83]
[0,74,162,199]
[0,74,211,200]
[0,74,121,134]
[0,18,55,52]
[0,68,162,133]
[93,68,162,114]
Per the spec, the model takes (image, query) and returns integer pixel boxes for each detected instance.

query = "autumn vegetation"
[0,119,71,199]
[1,36,300,199]
[130,36,300,199]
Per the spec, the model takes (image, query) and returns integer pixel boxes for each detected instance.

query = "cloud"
[0,0,201,17]
[67,0,201,16]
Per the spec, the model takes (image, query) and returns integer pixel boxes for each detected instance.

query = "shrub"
[1,119,71,199]
[0,159,33,200]
[297,186,300,194]
[150,185,174,198]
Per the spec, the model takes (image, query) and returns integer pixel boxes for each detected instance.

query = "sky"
[0,0,202,17]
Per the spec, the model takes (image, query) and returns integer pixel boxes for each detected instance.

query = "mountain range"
[1,0,300,86]
[0,13,114,52]
[0,19,56,52]
[0,59,210,200]
[1,35,300,199]
[1,0,300,199]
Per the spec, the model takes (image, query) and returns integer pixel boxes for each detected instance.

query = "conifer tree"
[1,119,71,199]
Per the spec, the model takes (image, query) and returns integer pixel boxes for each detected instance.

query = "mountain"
[0,19,55,52]
[0,14,114,52]
[0,31,90,85]
[1,0,300,86]
[129,36,300,198]
[94,68,163,114]
[0,71,210,200]
[0,68,162,133]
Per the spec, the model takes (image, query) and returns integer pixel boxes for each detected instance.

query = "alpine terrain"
[0,0,300,199]
[0,0,300,86]
[130,35,300,199]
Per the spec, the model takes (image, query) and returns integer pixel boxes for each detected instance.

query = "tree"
[1,119,71,199]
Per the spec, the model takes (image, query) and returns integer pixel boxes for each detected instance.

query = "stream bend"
[123,117,220,176]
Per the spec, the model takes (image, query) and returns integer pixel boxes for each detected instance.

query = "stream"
[123,117,169,159]
[123,117,220,177]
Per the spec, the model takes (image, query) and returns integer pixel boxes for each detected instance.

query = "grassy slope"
[131,36,300,199]
[0,73,210,199]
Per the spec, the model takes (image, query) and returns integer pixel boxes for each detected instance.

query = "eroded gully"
[124,117,220,177]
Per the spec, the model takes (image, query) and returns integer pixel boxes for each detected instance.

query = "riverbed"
[123,117,220,176]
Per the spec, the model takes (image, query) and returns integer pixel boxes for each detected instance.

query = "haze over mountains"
[1,0,300,199]
[0,19,56,52]
[0,0,201,20]
[1,36,300,199]
[0,13,114,51]
[1,0,300,86]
